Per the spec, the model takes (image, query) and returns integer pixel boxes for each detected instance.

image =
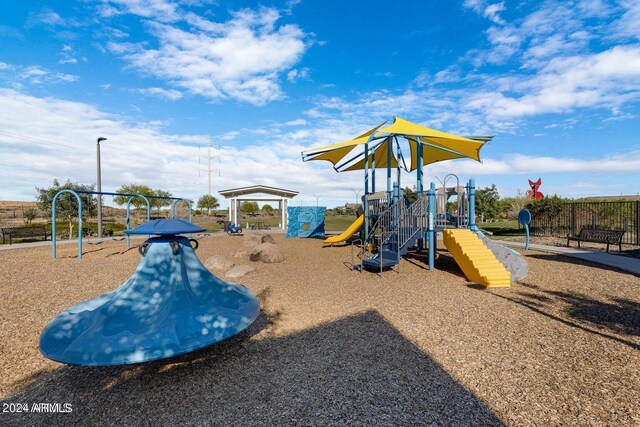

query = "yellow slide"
[442,229,511,288]
[324,215,365,245]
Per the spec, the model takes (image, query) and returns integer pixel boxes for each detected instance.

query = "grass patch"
[325,215,361,232]
[478,219,525,239]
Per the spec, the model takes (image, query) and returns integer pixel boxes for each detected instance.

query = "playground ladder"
[356,193,428,273]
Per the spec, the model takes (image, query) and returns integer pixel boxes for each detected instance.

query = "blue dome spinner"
[40,220,260,366]
[125,218,206,235]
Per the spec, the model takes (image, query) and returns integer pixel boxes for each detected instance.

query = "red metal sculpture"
[527,178,544,200]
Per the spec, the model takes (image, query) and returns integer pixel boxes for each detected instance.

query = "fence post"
[571,203,576,237]
[636,201,639,246]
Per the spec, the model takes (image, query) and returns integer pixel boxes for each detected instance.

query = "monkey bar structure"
[51,189,192,259]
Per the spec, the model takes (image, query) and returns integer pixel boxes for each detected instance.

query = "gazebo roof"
[218,185,298,199]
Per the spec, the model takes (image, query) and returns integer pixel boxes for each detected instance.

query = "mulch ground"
[1,234,638,426]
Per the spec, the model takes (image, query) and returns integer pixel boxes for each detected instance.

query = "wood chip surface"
[1,234,638,426]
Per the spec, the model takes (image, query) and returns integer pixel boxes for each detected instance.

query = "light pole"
[313,194,320,207]
[97,137,107,238]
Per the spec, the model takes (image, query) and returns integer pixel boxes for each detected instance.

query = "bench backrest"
[2,226,47,238]
[580,228,625,242]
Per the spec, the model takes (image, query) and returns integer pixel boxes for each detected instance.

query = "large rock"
[243,234,262,248]
[225,264,255,278]
[250,243,285,263]
[261,234,276,244]
[478,232,528,282]
[204,255,234,271]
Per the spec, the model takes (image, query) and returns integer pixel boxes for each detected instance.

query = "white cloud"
[30,9,66,26]
[133,87,183,100]
[470,45,640,118]
[2,88,640,206]
[611,0,640,41]
[463,0,507,24]
[97,0,183,22]
[0,63,78,86]
[285,118,307,126]
[107,7,309,105]
[435,152,640,176]
[0,89,365,205]
[287,67,310,82]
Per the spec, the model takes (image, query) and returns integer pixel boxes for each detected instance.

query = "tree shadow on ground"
[486,282,640,351]
[518,283,640,338]
[2,311,502,426]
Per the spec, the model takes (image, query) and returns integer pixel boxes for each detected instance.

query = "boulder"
[261,234,276,244]
[250,243,285,263]
[204,255,234,271]
[225,264,255,278]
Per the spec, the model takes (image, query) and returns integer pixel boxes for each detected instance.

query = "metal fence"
[530,200,640,245]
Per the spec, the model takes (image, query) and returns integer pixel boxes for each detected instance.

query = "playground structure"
[51,189,192,259]
[303,116,519,287]
[40,218,260,366]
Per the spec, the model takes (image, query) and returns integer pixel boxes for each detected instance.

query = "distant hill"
[0,200,127,226]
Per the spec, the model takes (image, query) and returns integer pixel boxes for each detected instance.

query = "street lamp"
[97,137,107,238]
[313,194,320,207]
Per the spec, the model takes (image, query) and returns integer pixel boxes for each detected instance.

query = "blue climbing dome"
[40,219,260,366]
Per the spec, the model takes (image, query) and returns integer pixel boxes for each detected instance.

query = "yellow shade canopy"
[301,116,489,173]
[342,138,399,172]
[301,122,386,167]
[407,136,485,171]
[379,117,486,170]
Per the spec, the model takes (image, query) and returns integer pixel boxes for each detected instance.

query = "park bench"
[1,225,49,245]
[567,228,625,253]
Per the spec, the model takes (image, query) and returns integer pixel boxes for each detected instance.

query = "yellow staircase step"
[442,229,511,288]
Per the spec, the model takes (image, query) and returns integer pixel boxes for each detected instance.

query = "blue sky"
[1,0,639,208]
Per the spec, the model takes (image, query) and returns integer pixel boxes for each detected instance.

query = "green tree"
[23,207,38,225]
[240,201,259,215]
[475,184,501,222]
[113,184,155,221]
[152,189,173,217]
[197,194,220,215]
[262,204,274,215]
[36,179,97,239]
[403,187,418,204]
[526,194,570,234]
[502,189,529,220]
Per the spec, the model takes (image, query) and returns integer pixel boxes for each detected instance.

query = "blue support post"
[393,182,399,230]
[416,138,423,194]
[364,141,370,242]
[427,182,436,270]
[52,189,83,259]
[171,199,193,221]
[416,138,425,252]
[125,195,151,248]
[386,137,392,206]
[468,178,477,231]
[371,150,376,193]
